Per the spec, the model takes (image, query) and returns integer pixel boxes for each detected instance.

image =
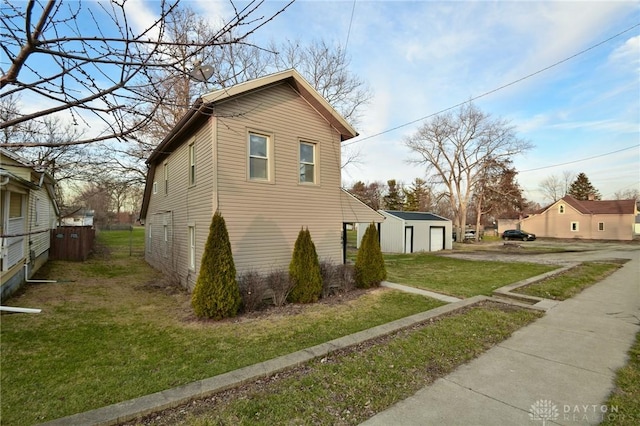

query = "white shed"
[358,210,452,253]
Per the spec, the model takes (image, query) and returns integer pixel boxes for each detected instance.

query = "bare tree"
[613,188,639,200]
[405,103,532,241]
[538,170,575,204]
[0,0,293,148]
[348,181,385,211]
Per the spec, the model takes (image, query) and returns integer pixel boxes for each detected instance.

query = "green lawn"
[0,230,445,425]
[601,331,640,425]
[0,230,579,425]
[513,261,622,300]
[152,302,541,425]
[384,253,557,298]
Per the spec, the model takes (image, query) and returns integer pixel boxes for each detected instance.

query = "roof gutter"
[146,99,208,165]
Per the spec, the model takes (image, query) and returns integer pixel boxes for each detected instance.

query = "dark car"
[502,229,536,241]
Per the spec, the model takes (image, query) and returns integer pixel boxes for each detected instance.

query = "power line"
[343,22,640,147]
[343,0,357,56]
[519,144,640,173]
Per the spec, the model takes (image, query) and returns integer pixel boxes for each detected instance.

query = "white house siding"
[144,122,216,289]
[213,82,344,273]
[28,186,57,263]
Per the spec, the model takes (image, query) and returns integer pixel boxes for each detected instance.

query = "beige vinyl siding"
[521,202,635,241]
[144,122,216,288]
[214,82,344,273]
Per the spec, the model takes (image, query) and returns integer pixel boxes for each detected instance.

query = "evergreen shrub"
[355,222,386,288]
[288,227,322,303]
[191,211,241,319]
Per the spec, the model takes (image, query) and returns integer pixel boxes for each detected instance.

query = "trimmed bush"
[288,227,322,303]
[355,222,386,288]
[191,211,241,319]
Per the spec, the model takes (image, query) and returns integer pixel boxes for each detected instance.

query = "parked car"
[502,229,536,241]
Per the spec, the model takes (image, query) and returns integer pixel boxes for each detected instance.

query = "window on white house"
[299,142,315,184]
[571,222,579,232]
[34,196,40,225]
[188,226,196,270]
[189,143,196,186]
[163,162,169,195]
[9,192,22,218]
[249,133,269,180]
[559,204,565,214]
[598,222,605,231]
[153,182,157,194]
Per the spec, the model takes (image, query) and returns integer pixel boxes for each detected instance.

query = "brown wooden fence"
[50,226,95,261]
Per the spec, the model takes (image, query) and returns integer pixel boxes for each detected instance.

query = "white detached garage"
[358,210,452,253]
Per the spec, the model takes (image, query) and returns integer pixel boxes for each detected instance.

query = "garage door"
[429,227,444,251]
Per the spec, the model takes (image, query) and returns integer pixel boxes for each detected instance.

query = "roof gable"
[147,69,357,165]
[545,195,637,215]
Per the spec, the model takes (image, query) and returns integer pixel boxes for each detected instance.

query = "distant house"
[520,195,638,241]
[139,69,383,290]
[1,149,59,301]
[60,208,94,227]
[359,210,453,253]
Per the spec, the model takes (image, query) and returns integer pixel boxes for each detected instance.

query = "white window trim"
[598,222,605,231]
[559,204,565,214]
[188,225,196,270]
[163,162,169,195]
[189,142,196,186]
[152,182,157,194]
[299,141,317,185]
[571,221,579,232]
[247,130,274,183]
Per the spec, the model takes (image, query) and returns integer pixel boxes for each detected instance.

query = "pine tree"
[568,172,601,200]
[383,179,404,210]
[403,178,432,212]
[191,211,241,319]
[355,223,386,288]
[288,228,323,303]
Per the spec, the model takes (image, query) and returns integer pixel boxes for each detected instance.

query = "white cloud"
[609,35,640,71]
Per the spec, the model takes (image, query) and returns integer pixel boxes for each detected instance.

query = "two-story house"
[139,69,383,289]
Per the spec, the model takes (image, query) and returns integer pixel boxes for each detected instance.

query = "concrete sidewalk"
[362,252,640,426]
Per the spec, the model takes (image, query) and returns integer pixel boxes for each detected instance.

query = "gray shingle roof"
[383,210,448,221]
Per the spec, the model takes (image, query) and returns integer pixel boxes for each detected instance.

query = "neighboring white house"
[139,69,383,290]
[1,149,59,301]
[60,208,95,227]
[358,210,453,253]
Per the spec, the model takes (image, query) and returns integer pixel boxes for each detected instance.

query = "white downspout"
[0,306,41,314]
[24,262,57,283]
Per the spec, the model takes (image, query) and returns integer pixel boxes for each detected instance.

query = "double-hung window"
[189,143,196,186]
[188,226,196,270]
[249,133,269,180]
[163,162,169,195]
[299,142,316,184]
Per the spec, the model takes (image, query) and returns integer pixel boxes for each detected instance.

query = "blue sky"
[8,0,638,203]
[195,0,639,203]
